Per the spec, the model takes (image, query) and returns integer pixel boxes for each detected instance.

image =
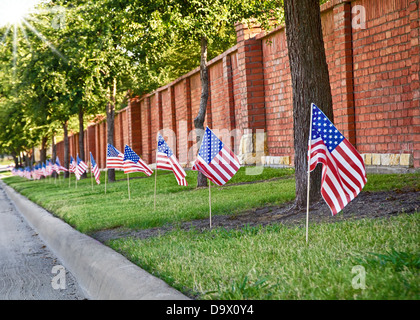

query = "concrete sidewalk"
[0,180,189,300]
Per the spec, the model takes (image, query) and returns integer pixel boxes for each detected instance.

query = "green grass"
[3,167,296,233]
[3,169,419,300]
[109,214,420,300]
[3,170,419,234]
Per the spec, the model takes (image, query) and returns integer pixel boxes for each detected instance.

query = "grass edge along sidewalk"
[3,169,420,300]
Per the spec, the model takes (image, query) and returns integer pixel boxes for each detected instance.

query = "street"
[0,182,86,300]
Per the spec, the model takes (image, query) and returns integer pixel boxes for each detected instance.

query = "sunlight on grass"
[3,167,295,232]
[3,169,419,300]
[3,170,419,233]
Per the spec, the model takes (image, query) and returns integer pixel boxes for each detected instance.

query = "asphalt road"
[0,182,86,300]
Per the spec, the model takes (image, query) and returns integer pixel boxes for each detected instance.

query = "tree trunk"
[78,106,87,178]
[106,79,116,182]
[283,0,334,209]
[40,136,48,165]
[63,121,70,178]
[52,134,57,178]
[194,36,209,188]
[30,148,35,167]
[24,152,29,167]
[11,151,18,168]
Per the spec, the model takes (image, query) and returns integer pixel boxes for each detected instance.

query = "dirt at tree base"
[90,189,420,244]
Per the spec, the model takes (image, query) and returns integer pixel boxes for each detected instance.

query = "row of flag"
[11,153,100,184]
[105,129,241,187]
[11,108,367,219]
[12,157,67,180]
[12,128,241,189]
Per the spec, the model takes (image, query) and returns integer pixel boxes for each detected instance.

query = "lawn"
[109,213,419,300]
[3,167,296,233]
[3,168,419,300]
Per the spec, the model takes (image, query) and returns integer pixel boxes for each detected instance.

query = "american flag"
[41,163,47,177]
[107,144,124,169]
[24,167,31,179]
[46,160,52,176]
[90,152,100,185]
[34,164,42,179]
[75,154,88,180]
[309,103,367,215]
[123,144,153,176]
[48,160,54,175]
[69,156,76,173]
[54,158,60,175]
[192,127,240,186]
[55,156,68,174]
[156,133,187,186]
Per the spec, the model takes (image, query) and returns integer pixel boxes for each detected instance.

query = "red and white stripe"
[309,137,367,215]
[75,161,88,180]
[91,164,100,185]
[192,146,240,186]
[69,162,76,173]
[156,152,187,186]
[106,154,124,169]
[123,158,153,176]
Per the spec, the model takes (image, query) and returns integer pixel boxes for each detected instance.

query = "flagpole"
[127,173,131,200]
[154,166,157,211]
[306,104,314,244]
[90,162,94,191]
[69,172,71,187]
[209,180,212,228]
[105,168,107,194]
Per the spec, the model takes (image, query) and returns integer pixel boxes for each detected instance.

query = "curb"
[0,180,189,300]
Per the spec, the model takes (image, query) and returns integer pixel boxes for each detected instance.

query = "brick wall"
[55,0,419,170]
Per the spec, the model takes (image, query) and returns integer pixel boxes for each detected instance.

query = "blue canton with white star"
[90,153,96,167]
[108,144,121,157]
[124,145,140,163]
[311,104,344,152]
[198,127,224,164]
[157,134,173,157]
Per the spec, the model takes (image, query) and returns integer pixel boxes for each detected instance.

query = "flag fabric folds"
[69,156,76,173]
[90,152,100,185]
[46,160,53,176]
[54,157,60,175]
[42,163,47,177]
[156,133,187,186]
[75,155,88,180]
[309,103,367,216]
[192,127,240,186]
[55,156,68,173]
[107,144,124,169]
[123,144,153,176]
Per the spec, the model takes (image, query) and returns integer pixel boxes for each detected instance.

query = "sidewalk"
[0,182,86,300]
[0,180,189,300]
